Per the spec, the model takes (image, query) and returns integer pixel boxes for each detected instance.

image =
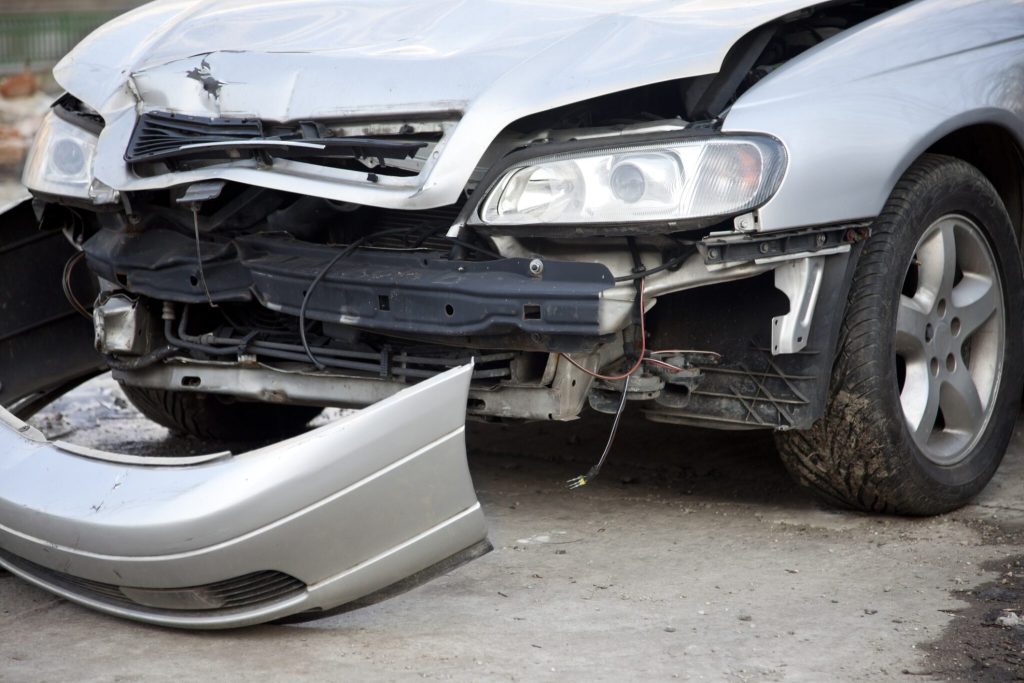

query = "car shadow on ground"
[31,376,811,511]
[466,409,812,510]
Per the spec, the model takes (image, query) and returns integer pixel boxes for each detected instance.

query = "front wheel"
[120,383,323,442]
[776,154,1024,515]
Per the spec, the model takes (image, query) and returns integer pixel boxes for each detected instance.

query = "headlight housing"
[472,134,786,231]
[22,109,115,203]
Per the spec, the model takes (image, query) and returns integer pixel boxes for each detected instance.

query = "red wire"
[643,357,685,373]
[561,279,725,381]
[561,279,647,382]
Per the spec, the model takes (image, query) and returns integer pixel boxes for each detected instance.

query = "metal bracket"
[733,212,757,232]
[700,221,868,267]
[175,180,226,207]
[771,257,825,355]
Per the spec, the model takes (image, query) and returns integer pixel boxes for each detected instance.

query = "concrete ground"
[3,376,1024,682]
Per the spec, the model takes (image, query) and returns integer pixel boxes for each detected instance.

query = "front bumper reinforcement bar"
[82,228,613,349]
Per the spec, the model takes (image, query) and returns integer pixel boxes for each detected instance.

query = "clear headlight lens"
[23,110,111,202]
[475,135,786,226]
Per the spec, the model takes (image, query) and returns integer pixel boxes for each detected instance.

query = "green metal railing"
[0,11,124,75]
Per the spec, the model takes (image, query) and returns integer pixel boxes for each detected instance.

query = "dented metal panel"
[58,0,831,210]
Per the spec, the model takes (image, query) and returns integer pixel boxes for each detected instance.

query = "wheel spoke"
[941,364,985,433]
[916,218,957,308]
[895,295,928,358]
[951,273,997,339]
[905,370,941,441]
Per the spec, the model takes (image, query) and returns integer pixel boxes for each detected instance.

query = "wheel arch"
[923,123,1024,247]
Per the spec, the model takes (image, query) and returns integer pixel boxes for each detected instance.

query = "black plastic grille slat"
[0,549,305,614]
[220,580,298,603]
[204,572,287,594]
[126,112,264,161]
[220,580,306,607]
[211,575,297,599]
[125,111,430,166]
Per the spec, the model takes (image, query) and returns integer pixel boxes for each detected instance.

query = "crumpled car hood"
[57,0,822,207]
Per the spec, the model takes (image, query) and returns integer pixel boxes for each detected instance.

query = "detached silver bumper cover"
[0,364,488,629]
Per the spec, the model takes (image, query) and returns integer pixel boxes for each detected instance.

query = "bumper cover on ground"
[0,363,488,629]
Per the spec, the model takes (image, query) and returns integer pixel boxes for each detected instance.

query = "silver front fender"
[0,363,488,629]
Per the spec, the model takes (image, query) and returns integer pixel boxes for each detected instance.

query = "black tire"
[119,383,323,442]
[775,154,1024,515]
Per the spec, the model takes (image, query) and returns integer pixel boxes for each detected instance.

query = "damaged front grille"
[368,204,465,251]
[125,111,431,166]
[172,303,518,381]
[0,548,305,614]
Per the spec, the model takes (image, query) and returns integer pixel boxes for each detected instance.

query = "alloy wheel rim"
[894,214,1004,466]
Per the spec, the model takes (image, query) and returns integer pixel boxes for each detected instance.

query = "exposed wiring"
[298,228,430,370]
[61,251,92,320]
[443,236,504,260]
[644,349,724,373]
[105,345,179,371]
[560,276,727,488]
[191,207,218,309]
[564,277,645,489]
[644,357,686,373]
[173,224,501,371]
[613,250,691,282]
[299,239,364,370]
[560,278,647,381]
[648,349,723,358]
[566,373,631,490]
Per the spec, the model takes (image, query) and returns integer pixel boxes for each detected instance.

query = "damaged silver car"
[2,0,1023,628]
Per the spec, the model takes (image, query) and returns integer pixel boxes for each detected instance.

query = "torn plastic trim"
[0,363,488,629]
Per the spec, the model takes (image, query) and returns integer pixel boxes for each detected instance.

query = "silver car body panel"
[725,0,1024,231]
[53,1,1024,228]
[0,363,488,629]
[56,0,837,211]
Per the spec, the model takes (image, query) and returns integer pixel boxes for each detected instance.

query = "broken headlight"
[22,109,115,203]
[472,135,786,228]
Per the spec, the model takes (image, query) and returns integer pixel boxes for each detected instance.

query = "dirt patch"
[920,555,1024,681]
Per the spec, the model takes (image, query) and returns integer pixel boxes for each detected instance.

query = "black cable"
[443,236,504,260]
[62,252,92,319]
[191,207,218,308]
[614,250,692,282]
[174,223,503,371]
[299,238,366,370]
[566,373,632,489]
[297,228,424,370]
[164,316,443,378]
[626,236,645,274]
[105,345,179,371]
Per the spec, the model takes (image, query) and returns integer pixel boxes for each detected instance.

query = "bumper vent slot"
[0,549,305,614]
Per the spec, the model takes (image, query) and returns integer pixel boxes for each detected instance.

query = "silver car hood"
[57,0,822,208]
